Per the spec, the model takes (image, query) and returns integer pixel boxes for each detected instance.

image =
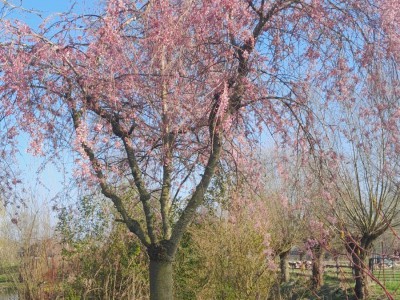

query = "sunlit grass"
[286,266,400,299]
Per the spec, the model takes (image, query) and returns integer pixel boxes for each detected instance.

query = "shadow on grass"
[274,273,355,300]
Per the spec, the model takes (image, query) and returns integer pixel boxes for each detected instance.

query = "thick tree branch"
[122,137,157,244]
[168,129,222,257]
[160,51,173,240]
[70,107,151,247]
[84,96,157,244]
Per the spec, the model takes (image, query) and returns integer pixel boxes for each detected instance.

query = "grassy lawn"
[282,266,400,299]
[370,268,400,299]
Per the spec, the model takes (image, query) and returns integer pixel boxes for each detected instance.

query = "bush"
[175,216,277,299]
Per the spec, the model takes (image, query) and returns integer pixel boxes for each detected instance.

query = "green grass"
[285,268,400,299]
[369,267,400,299]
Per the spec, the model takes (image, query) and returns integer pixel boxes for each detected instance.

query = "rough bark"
[353,250,369,300]
[311,244,324,290]
[346,239,370,299]
[279,251,290,283]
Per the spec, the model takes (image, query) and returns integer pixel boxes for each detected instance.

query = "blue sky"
[16,1,78,13]
[11,0,97,14]
[6,0,100,30]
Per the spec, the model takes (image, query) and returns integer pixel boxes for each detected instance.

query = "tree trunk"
[311,244,324,290]
[353,251,369,300]
[149,260,173,300]
[346,240,369,300]
[279,250,290,283]
[299,251,304,262]
[148,243,174,300]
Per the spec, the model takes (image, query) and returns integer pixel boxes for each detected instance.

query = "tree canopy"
[1,1,400,299]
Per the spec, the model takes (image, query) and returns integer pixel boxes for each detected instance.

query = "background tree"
[0,1,397,299]
[304,219,331,291]
[301,173,334,291]
[267,195,301,284]
[261,172,304,285]
[316,61,400,299]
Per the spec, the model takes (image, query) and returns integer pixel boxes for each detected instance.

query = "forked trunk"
[311,244,324,290]
[279,250,290,283]
[149,260,174,300]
